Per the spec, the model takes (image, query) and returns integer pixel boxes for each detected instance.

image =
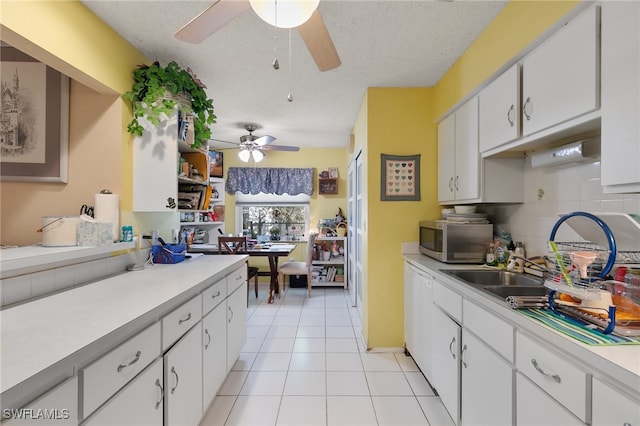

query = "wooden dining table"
[188,242,296,303]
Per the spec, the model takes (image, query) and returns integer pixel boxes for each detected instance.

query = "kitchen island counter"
[0,253,247,408]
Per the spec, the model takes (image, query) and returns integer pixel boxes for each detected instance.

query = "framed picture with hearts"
[380,154,420,201]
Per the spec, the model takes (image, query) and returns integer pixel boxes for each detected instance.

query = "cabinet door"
[133,112,179,212]
[453,97,479,201]
[600,1,640,192]
[479,64,520,152]
[431,307,460,425]
[460,330,512,426]
[438,113,456,203]
[85,359,163,426]
[516,373,584,426]
[202,302,227,410]
[227,285,247,372]
[164,323,203,426]
[521,6,599,136]
[592,378,640,426]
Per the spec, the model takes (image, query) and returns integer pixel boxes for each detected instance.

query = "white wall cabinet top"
[521,5,599,137]
[479,64,521,153]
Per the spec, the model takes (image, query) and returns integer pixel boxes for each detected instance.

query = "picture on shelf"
[209,150,223,178]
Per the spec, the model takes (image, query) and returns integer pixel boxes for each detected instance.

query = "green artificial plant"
[122,61,216,149]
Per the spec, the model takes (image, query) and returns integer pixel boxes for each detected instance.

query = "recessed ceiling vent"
[530,137,600,168]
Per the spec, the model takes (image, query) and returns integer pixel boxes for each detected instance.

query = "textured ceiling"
[81,0,507,151]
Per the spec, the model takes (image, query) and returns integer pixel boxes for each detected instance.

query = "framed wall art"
[1,46,69,183]
[209,150,223,178]
[380,153,421,201]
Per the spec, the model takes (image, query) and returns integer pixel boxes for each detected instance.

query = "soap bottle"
[514,242,526,273]
[496,241,506,269]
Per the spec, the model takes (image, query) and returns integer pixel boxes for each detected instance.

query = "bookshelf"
[311,237,347,288]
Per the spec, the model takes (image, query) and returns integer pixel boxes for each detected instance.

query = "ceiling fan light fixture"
[251,149,265,162]
[238,148,251,163]
[249,0,319,28]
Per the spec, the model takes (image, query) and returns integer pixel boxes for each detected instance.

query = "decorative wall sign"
[380,154,420,201]
[1,46,69,182]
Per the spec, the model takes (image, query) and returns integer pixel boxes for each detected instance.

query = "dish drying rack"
[543,212,640,336]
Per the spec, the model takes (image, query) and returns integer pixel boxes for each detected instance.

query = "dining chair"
[278,232,318,298]
[218,236,260,300]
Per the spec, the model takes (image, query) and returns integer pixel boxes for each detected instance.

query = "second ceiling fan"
[175,0,341,72]
[212,124,300,163]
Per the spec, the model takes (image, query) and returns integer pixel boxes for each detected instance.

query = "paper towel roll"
[95,193,120,242]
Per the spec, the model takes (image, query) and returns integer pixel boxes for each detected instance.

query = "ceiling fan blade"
[297,9,341,72]
[209,138,240,146]
[253,135,277,146]
[174,0,250,44]
[261,145,300,152]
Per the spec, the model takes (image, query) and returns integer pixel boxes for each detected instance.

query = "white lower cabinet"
[202,301,227,409]
[227,285,247,372]
[432,306,461,424]
[84,359,163,426]
[4,377,78,426]
[164,323,203,426]
[516,373,584,426]
[592,378,640,426]
[460,330,512,426]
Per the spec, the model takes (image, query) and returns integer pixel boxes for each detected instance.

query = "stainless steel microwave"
[419,220,493,263]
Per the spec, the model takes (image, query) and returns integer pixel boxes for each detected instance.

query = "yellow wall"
[362,88,439,348]
[221,147,348,271]
[0,1,148,246]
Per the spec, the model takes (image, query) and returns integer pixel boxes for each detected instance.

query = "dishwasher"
[404,262,434,378]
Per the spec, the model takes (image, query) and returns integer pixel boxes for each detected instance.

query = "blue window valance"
[225,167,315,196]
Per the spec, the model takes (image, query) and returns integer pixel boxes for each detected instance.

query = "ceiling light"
[238,149,251,163]
[251,149,265,162]
[249,0,319,28]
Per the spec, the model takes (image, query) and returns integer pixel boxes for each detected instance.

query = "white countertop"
[404,254,640,395]
[0,253,247,395]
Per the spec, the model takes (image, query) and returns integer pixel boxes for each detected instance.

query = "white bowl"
[441,208,455,217]
[454,205,477,214]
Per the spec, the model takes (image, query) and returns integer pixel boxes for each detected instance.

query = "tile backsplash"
[485,160,640,257]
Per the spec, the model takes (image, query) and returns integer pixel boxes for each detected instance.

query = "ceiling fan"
[174,0,341,72]
[212,124,300,162]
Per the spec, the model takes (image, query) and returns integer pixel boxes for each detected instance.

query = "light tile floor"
[200,285,454,426]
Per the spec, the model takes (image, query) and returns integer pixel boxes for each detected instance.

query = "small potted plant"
[269,227,281,241]
[122,61,216,149]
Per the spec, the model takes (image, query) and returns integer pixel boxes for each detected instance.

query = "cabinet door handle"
[154,379,164,409]
[204,328,211,350]
[449,336,457,360]
[531,358,561,383]
[228,306,234,323]
[454,176,459,191]
[178,312,191,325]
[507,104,515,127]
[448,177,454,192]
[170,366,179,394]
[211,290,221,299]
[117,350,141,372]
[523,97,532,121]
[461,344,468,368]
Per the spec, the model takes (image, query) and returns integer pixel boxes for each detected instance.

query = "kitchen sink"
[443,269,545,287]
[482,285,550,299]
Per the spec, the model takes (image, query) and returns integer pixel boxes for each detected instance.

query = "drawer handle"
[461,344,468,368]
[204,328,211,350]
[531,358,561,383]
[523,97,532,121]
[170,366,179,394]
[154,379,163,409]
[507,104,515,127]
[178,312,192,325]
[211,290,221,299]
[449,336,456,360]
[228,306,234,323]
[117,350,141,372]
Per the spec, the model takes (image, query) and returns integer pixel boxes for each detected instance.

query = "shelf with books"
[311,237,347,288]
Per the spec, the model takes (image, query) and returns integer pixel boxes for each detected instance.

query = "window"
[235,192,310,241]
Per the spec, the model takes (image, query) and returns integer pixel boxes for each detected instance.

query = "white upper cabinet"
[438,97,480,203]
[521,6,599,137]
[479,64,520,153]
[600,1,640,193]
